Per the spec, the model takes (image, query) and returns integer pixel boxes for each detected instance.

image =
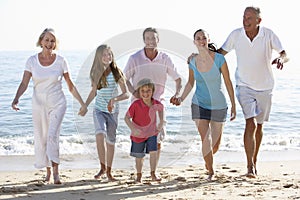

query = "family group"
[12,6,288,184]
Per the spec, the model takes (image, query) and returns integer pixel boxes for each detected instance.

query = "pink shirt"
[126,98,164,143]
[124,49,180,101]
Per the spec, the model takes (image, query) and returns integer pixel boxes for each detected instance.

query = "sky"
[0,0,298,76]
[0,0,297,51]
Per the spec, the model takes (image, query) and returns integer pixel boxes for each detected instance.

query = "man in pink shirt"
[123,27,182,164]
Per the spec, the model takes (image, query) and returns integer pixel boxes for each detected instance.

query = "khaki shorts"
[236,86,272,124]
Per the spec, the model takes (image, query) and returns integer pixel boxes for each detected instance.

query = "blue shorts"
[236,86,272,124]
[191,104,227,122]
[130,135,157,158]
[93,109,118,144]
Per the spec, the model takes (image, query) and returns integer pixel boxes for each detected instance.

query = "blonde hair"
[90,44,124,90]
[136,78,155,93]
[36,28,59,50]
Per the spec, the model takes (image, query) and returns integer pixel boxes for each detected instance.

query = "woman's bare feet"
[151,171,161,182]
[136,173,142,183]
[53,173,62,184]
[45,167,51,182]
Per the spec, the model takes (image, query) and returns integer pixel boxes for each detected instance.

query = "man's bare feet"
[94,169,106,179]
[206,174,213,182]
[151,171,161,182]
[246,166,257,178]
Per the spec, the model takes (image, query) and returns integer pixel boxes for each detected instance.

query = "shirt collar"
[141,48,161,61]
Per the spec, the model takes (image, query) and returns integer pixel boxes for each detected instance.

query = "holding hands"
[78,104,88,116]
[170,95,182,106]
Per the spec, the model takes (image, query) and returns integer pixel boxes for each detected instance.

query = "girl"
[79,44,129,181]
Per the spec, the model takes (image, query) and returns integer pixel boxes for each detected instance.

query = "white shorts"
[236,86,272,124]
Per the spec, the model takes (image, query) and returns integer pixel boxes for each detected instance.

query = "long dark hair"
[193,29,217,52]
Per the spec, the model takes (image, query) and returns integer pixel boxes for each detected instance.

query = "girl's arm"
[220,61,236,121]
[79,82,98,116]
[108,78,130,112]
[12,71,32,111]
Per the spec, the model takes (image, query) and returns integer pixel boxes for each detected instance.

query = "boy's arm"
[124,114,141,136]
[157,108,165,131]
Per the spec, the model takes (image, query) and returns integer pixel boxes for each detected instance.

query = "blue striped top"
[95,73,119,113]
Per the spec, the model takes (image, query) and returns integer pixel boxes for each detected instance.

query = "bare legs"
[135,151,161,183]
[244,118,263,178]
[94,133,116,181]
[195,119,224,181]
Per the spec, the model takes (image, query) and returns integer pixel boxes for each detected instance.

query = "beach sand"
[0,154,299,200]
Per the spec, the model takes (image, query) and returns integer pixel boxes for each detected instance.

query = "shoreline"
[1,149,299,172]
[0,159,299,200]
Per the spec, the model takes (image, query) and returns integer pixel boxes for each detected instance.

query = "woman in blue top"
[79,44,129,181]
[171,29,236,181]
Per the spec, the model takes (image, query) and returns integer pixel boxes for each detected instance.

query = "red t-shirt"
[126,98,164,143]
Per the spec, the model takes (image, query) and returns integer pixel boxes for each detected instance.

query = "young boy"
[124,78,164,183]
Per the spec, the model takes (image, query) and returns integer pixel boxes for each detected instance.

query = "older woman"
[12,28,86,184]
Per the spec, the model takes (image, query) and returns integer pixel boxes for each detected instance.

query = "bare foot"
[45,173,51,182]
[94,169,106,179]
[107,173,117,182]
[246,167,257,178]
[151,171,161,182]
[206,174,213,182]
[53,174,62,184]
[44,168,51,182]
[135,173,142,183]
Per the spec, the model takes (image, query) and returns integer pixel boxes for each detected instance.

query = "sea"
[1,50,299,169]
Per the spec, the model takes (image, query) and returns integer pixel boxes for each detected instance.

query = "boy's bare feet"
[151,171,161,182]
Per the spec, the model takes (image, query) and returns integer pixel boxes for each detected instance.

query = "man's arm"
[217,48,228,56]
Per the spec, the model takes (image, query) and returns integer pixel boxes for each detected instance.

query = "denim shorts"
[130,135,157,158]
[93,109,118,144]
[191,104,227,122]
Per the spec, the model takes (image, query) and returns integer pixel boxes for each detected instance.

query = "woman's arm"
[63,72,87,115]
[12,71,32,111]
[170,68,194,105]
[220,61,236,121]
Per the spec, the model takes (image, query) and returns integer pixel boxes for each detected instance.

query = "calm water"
[1,50,299,162]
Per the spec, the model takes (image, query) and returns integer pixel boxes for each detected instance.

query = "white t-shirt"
[25,53,69,95]
[221,26,284,91]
